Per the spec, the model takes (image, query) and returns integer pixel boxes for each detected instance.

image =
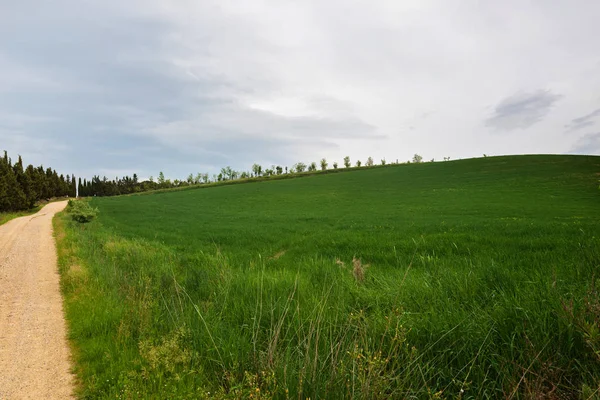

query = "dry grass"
[269,250,287,260]
[352,257,368,283]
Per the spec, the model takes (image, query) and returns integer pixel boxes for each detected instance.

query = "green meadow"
[56,155,600,399]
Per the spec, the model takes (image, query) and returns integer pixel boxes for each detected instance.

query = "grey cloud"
[570,133,600,154]
[565,108,600,132]
[485,90,563,131]
[3,0,600,175]
[0,0,381,178]
[139,102,378,170]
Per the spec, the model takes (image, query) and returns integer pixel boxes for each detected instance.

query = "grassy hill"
[56,155,600,398]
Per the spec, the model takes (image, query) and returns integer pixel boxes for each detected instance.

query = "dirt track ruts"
[0,201,74,399]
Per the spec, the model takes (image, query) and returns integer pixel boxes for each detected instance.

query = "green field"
[56,155,600,399]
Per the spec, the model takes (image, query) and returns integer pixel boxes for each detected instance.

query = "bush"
[67,199,98,223]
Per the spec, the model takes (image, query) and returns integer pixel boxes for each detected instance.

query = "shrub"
[67,199,98,223]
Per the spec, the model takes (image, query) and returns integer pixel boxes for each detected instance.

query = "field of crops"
[56,155,600,398]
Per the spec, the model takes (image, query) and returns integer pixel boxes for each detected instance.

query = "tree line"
[2,150,437,208]
[76,154,434,198]
[0,151,76,212]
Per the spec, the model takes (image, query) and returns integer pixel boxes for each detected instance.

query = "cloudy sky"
[1,0,599,179]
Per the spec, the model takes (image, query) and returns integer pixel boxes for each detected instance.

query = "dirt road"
[0,201,74,399]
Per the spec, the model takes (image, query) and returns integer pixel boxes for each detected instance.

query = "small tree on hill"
[220,167,229,181]
[308,162,317,172]
[294,162,307,173]
[356,160,362,167]
[252,163,262,177]
[366,157,374,167]
[343,156,351,168]
[412,154,423,163]
[333,161,338,169]
[320,158,328,171]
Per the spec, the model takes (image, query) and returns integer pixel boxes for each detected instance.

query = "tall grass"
[55,155,600,398]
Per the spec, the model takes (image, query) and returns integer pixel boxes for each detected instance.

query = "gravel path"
[0,201,74,399]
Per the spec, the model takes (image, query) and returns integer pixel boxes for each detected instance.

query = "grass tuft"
[351,257,367,283]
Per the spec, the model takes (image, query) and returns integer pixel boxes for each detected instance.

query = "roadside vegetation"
[56,155,600,398]
[66,199,98,223]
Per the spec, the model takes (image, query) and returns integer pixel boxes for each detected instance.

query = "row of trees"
[0,151,76,212]
[74,154,434,198]
[78,171,216,197]
[2,150,437,206]
[78,174,153,197]
[216,154,429,181]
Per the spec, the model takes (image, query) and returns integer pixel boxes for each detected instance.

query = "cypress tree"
[24,165,38,208]
[12,156,29,210]
[71,175,77,198]
[0,153,26,211]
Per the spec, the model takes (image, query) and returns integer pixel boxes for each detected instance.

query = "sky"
[1,0,599,179]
